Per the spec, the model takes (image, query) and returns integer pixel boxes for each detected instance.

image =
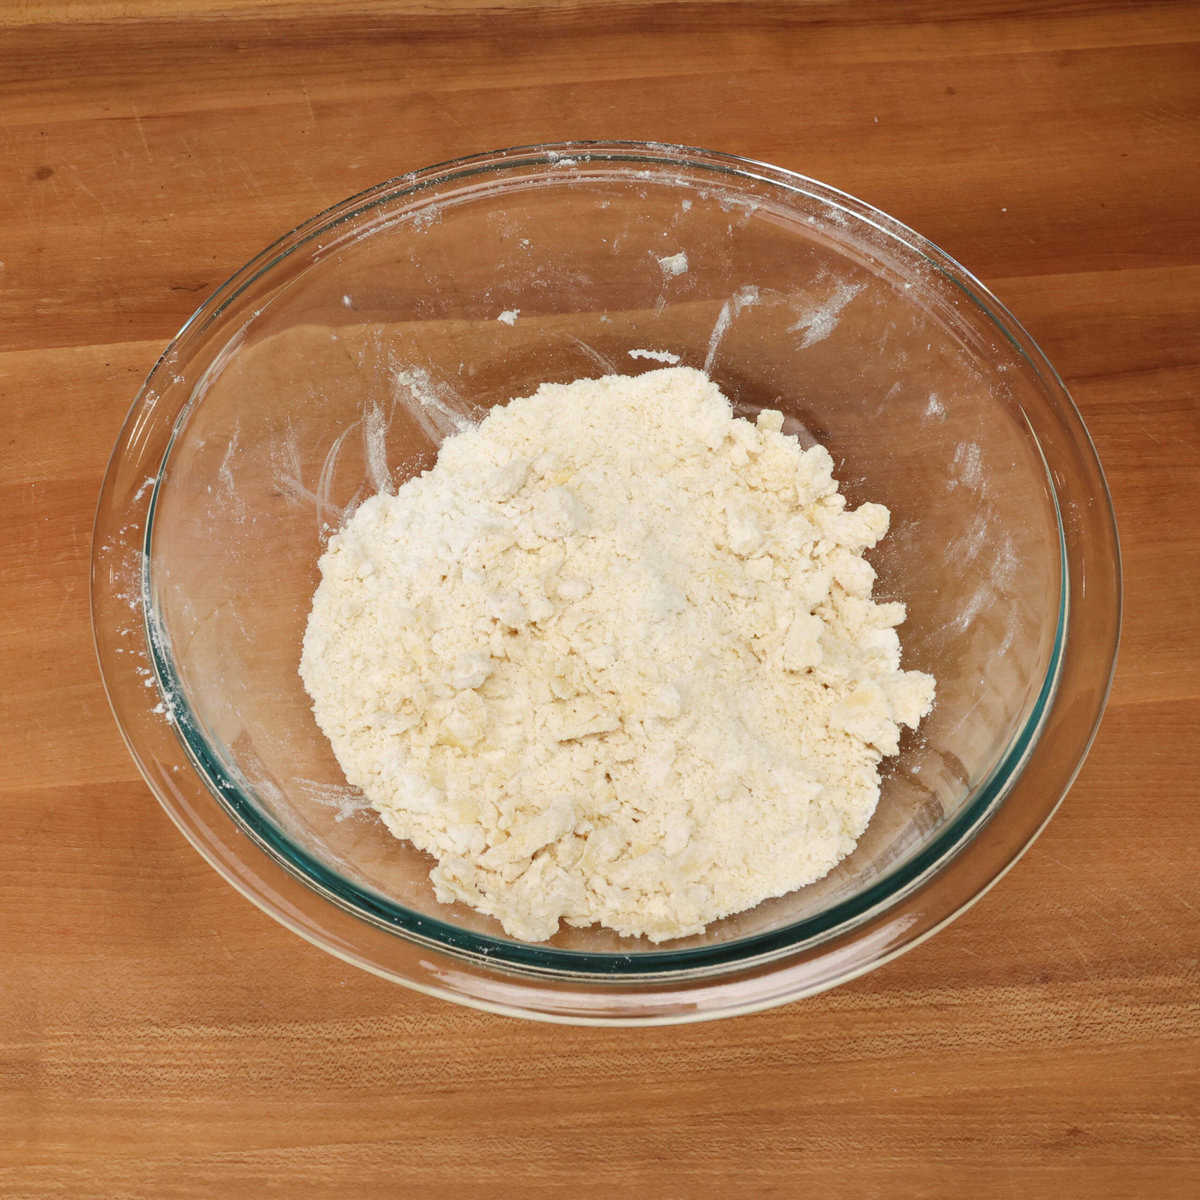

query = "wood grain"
[1,2,1197,1196]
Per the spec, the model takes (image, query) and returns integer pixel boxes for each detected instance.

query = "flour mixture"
[300,367,935,942]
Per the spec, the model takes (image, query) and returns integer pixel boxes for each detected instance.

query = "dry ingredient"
[300,367,934,942]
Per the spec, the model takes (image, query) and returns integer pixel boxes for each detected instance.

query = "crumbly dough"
[300,367,934,942]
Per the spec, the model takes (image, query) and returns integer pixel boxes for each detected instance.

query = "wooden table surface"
[2,1,1197,1195]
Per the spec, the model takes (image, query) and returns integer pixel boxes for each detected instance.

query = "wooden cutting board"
[1,2,1196,1196]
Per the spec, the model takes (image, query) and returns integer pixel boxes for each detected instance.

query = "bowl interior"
[145,152,1063,968]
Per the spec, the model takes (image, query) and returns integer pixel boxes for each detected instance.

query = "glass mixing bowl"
[92,142,1120,1024]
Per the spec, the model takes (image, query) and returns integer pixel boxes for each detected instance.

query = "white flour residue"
[111,544,146,615]
[993,554,1019,657]
[272,421,322,510]
[949,582,993,635]
[296,776,372,822]
[789,281,864,348]
[268,418,352,535]
[216,422,249,523]
[657,251,688,277]
[628,348,681,365]
[947,524,1020,638]
[392,366,474,446]
[497,309,520,326]
[315,422,356,533]
[144,596,182,726]
[926,393,945,419]
[704,285,760,373]
[718,194,759,217]
[948,511,990,565]
[218,426,238,493]
[362,403,391,494]
[948,442,984,491]
[991,531,1018,589]
[567,335,619,375]
[411,205,441,232]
